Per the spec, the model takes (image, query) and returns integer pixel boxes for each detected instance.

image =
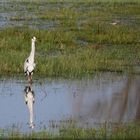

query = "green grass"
[0,122,140,139]
[0,1,140,77]
[7,0,140,3]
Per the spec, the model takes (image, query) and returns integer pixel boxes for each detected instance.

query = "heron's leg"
[28,74,32,84]
[27,75,30,83]
[30,75,33,84]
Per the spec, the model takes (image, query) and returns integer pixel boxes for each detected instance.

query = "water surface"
[0,72,139,132]
[0,1,139,30]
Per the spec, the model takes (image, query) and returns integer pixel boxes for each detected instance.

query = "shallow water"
[0,1,139,30]
[0,72,139,132]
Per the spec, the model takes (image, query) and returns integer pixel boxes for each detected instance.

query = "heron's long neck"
[29,41,35,63]
[27,93,34,127]
[28,101,34,125]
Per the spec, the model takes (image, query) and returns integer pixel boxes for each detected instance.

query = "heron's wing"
[24,93,28,104]
[28,65,34,73]
[24,58,29,72]
[24,57,35,75]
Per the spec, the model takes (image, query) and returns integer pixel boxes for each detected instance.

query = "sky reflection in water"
[0,73,139,132]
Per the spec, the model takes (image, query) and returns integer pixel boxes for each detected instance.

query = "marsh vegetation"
[0,0,139,77]
[0,0,140,139]
[0,122,140,139]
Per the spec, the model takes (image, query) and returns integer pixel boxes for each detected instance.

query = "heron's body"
[24,86,35,129]
[24,37,36,82]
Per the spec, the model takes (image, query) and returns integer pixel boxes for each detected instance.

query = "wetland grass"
[0,27,139,77]
[0,1,139,77]
[0,1,139,139]
[0,122,140,139]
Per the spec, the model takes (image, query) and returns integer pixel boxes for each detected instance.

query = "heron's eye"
[26,59,29,62]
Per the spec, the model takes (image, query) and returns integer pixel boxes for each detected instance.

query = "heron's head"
[32,36,36,42]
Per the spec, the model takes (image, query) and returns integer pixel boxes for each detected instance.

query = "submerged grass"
[0,1,140,77]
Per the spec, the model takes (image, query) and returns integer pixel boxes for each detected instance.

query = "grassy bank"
[0,122,140,139]
[0,1,140,77]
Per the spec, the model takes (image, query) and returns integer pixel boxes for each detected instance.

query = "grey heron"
[24,36,36,83]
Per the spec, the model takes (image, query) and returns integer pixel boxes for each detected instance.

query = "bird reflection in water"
[24,85,35,129]
[23,36,36,129]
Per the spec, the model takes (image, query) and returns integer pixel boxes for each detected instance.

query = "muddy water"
[0,72,139,132]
